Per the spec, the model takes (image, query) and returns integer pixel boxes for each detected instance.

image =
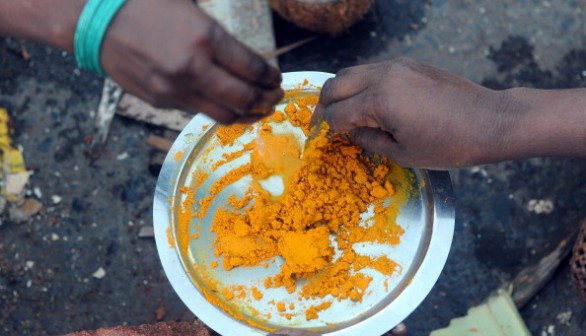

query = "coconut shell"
[570,218,586,303]
[269,0,374,34]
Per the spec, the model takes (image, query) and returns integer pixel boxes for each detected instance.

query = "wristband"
[74,0,127,76]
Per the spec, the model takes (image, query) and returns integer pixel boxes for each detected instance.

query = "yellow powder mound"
[178,89,411,324]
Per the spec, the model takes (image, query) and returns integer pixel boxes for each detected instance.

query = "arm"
[502,87,586,159]
[0,0,83,51]
[0,0,284,124]
[312,58,586,169]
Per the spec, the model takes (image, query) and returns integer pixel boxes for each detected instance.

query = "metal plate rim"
[153,71,455,336]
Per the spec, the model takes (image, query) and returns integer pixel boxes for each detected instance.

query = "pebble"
[93,267,106,279]
[25,261,34,269]
[391,322,407,335]
[527,199,554,214]
[51,233,59,241]
[556,311,572,326]
[51,195,62,205]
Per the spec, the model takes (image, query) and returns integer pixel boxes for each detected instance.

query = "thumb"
[348,126,400,161]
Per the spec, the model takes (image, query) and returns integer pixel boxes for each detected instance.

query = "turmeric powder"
[305,301,332,321]
[177,85,413,326]
[216,124,251,146]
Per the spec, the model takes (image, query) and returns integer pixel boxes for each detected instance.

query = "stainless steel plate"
[153,72,455,335]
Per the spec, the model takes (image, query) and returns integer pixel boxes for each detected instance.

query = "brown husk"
[570,218,586,303]
[269,0,374,34]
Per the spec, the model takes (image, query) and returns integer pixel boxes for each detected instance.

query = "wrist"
[52,1,87,52]
[458,87,521,166]
[497,87,586,160]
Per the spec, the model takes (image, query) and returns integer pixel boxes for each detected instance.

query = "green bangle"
[74,0,127,76]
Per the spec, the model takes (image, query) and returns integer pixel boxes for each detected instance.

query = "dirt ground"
[1,1,585,335]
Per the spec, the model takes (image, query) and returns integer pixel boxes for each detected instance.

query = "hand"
[100,0,284,124]
[312,57,513,169]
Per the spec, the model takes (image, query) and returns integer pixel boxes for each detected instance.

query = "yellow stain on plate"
[174,150,184,162]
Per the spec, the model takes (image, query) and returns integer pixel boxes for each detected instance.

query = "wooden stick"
[262,36,318,60]
[507,218,581,308]
[87,78,124,162]
[145,134,174,152]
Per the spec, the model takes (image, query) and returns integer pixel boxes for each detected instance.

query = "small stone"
[155,306,166,321]
[92,267,106,279]
[138,227,155,238]
[117,152,129,160]
[9,199,43,223]
[527,199,554,214]
[51,233,59,241]
[20,198,43,216]
[25,261,34,269]
[51,195,62,204]
[26,280,32,288]
[391,322,407,336]
[556,311,572,326]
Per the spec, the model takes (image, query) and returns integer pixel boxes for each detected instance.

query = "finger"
[310,103,326,128]
[319,74,369,107]
[209,25,282,89]
[334,63,379,78]
[319,92,383,133]
[311,74,370,127]
[177,90,266,125]
[180,92,239,124]
[233,113,268,124]
[192,64,284,116]
[348,127,400,161]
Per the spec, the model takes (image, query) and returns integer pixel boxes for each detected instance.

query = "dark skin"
[313,57,586,169]
[0,0,284,124]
